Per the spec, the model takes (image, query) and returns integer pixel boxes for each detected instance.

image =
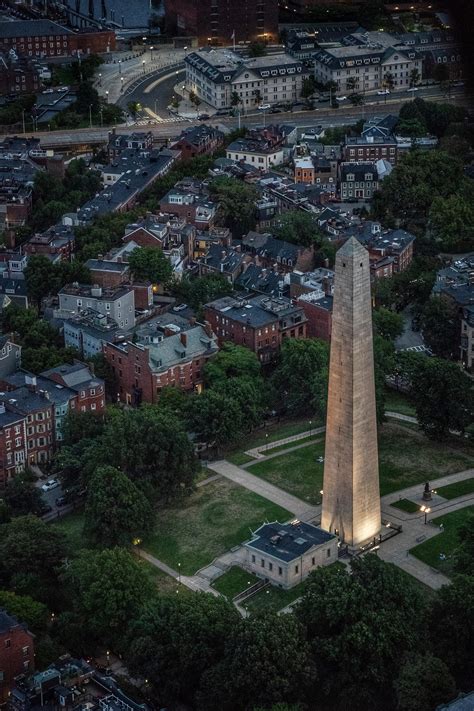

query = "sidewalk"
[244,427,325,460]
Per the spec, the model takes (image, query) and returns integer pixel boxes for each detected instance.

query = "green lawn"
[144,478,293,576]
[390,498,420,514]
[249,441,325,505]
[384,389,416,417]
[378,426,473,496]
[52,511,88,551]
[244,581,307,615]
[227,451,258,466]
[266,435,322,455]
[247,424,473,503]
[435,478,474,500]
[410,506,474,575]
[211,566,260,599]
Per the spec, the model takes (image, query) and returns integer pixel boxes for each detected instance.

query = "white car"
[377,89,390,95]
[258,104,271,111]
[42,479,60,492]
[172,303,188,312]
[407,87,419,92]
[335,96,347,101]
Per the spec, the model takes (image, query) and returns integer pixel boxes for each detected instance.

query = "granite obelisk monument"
[321,236,381,548]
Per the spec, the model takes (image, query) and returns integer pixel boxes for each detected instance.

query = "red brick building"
[0,54,41,96]
[0,407,27,488]
[84,259,130,288]
[42,363,105,415]
[0,609,34,704]
[103,323,219,405]
[343,136,398,166]
[171,125,224,160]
[24,227,75,262]
[204,294,307,363]
[0,388,55,467]
[165,0,278,45]
[297,294,333,341]
[0,20,115,59]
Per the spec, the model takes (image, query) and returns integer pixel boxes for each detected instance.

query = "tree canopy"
[128,246,173,287]
[84,465,154,547]
[274,210,324,248]
[272,338,329,417]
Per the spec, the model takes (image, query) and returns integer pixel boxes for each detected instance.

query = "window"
[312,556,315,565]
[15,437,21,447]
[295,564,299,574]
[261,559,265,568]
[269,562,273,571]
[278,567,283,576]
[252,554,256,563]
[327,548,331,557]
[4,639,11,648]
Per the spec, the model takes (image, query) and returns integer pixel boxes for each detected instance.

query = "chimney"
[25,374,37,391]
[164,326,175,337]
[0,403,5,415]
[203,320,213,338]
[180,332,187,347]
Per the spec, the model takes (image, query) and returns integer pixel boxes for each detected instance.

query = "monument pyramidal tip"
[321,236,381,549]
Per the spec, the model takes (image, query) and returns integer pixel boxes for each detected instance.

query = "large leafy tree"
[97,406,199,501]
[174,274,233,311]
[373,307,404,343]
[0,516,68,604]
[419,297,459,359]
[197,613,315,711]
[408,357,474,438]
[372,150,464,230]
[188,388,242,447]
[274,210,324,248]
[127,594,239,705]
[454,513,474,576]
[203,342,262,387]
[209,177,258,237]
[0,591,49,635]
[428,575,474,689]
[395,653,456,711]
[429,185,474,253]
[3,473,45,517]
[296,556,426,711]
[84,466,154,547]
[62,547,155,648]
[272,338,329,417]
[128,246,173,286]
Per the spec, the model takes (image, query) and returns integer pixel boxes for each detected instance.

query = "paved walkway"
[207,460,320,522]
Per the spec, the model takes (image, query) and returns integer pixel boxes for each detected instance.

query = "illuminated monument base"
[321,236,381,549]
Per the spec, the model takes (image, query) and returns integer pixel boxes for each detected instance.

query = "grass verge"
[410,506,474,576]
[211,566,260,599]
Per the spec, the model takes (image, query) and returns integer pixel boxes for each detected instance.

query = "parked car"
[55,496,67,507]
[172,303,188,312]
[258,104,271,111]
[198,113,210,120]
[377,89,390,95]
[407,86,419,92]
[215,108,230,116]
[41,479,60,492]
[335,95,347,101]
[270,107,282,113]
[38,503,53,515]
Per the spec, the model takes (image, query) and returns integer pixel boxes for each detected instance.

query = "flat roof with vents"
[246,520,335,562]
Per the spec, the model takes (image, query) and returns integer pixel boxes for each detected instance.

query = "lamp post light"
[89,103,92,128]
[142,59,146,73]
[150,46,154,60]
[120,76,124,92]
[178,562,181,584]
[118,58,122,76]
[265,433,269,452]
[420,505,431,525]
[309,419,312,437]
[105,90,109,103]
[98,72,102,86]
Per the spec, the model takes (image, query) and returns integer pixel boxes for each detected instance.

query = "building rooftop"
[85,259,130,274]
[59,283,132,301]
[0,386,52,413]
[207,293,304,328]
[0,19,72,39]
[246,520,335,562]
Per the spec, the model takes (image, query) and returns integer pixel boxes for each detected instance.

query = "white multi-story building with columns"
[185,49,309,110]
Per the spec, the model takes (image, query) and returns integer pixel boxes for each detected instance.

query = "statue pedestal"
[422,490,432,501]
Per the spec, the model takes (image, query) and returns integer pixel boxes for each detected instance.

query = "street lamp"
[98,72,102,86]
[178,562,181,584]
[89,103,92,128]
[309,420,312,437]
[420,505,431,524]
[142,59,146,72]
[265,433,269,452]
[120,76,124,92]
[105,90,109,103]
[150,46,154,60]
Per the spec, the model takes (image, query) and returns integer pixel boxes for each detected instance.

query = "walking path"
[244,426,326,460]
[207,460,320,522]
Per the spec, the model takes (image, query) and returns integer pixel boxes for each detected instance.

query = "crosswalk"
[400,345,433,355]
[133,116,188,126]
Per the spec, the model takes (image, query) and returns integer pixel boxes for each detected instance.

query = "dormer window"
[347,174,355,181]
